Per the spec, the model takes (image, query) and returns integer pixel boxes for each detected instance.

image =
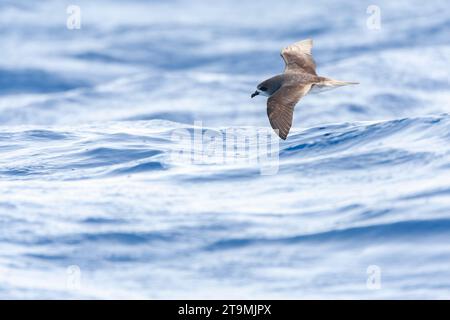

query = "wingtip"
[299,38,313,44]
[283,39,314,55]
[278,132,288,140]
[272,129,288,140]
[296,38,313,47]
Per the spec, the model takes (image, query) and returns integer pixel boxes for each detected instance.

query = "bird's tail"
[309,78,359,94]
[321,78,359,87]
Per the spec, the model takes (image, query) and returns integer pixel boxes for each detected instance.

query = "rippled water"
[1,0,450,299]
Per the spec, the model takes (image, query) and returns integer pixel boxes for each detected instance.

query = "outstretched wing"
[281,39,317,75]
[267,84,312,140]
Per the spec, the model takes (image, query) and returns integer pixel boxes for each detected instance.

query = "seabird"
[251,39,358,140]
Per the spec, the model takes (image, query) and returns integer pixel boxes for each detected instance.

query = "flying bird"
[251,39,358,140]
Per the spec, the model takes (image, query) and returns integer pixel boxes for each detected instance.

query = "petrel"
[251,39,358,140]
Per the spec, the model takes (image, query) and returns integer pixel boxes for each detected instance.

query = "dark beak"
[251,91,259,98]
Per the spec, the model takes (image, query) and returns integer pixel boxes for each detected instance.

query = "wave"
[206,218,450,251]
[1,115,449,180]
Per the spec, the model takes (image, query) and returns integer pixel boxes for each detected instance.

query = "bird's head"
[251,77,283,98]
[251,85,268,98]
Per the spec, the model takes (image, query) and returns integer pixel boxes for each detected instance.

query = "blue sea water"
[1,0,450,299]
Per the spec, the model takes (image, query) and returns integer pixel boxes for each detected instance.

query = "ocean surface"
[1,0,450,299]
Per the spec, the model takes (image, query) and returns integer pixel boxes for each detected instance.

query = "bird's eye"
[259,86,268,91]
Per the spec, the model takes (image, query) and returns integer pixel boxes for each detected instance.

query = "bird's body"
[251,39,358,140]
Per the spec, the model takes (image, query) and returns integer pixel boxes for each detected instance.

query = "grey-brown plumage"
[251,39,358,140]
